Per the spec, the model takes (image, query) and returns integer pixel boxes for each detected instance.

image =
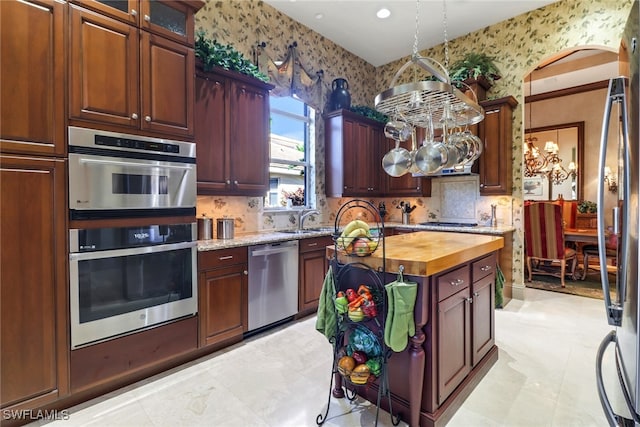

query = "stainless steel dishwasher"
[248,240,299,331]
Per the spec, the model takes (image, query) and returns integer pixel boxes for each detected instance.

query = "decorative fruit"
[348,307,365,322]
[352,350,368,365]
[338,355,356,376]
[335,295,348,314]
[353,239,371,256]
[362,299,377,318]
[366,358,382,377]
[345,288,357,302]
[350,364,370,385]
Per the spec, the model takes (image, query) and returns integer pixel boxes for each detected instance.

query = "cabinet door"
[0,155,68,409]
[69,4,140,129]
[383,136,432,196]
[195,73,229,193]
[200,263,248,347]
[471,276,495,366]
[343,120,381,196]
[299,237,332,313]
[1,0,66,157]
[437,288,471,405]
[477,97,516,195]
[229,81,269,195]
[140,31,194,137]
[139,0,195,45]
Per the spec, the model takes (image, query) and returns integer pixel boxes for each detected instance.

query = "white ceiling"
[263,0,560,67]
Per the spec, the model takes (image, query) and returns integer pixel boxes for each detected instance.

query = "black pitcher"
[329,78,351,111]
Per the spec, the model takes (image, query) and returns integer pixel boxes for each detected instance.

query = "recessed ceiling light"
[376,8,391,19]
[315,13,324,19]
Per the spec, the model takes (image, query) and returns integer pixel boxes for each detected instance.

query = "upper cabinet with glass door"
[72,0,200,45]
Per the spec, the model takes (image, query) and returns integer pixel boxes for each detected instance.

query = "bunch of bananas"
[336,220,377,256]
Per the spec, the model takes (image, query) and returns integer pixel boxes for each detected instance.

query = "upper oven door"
[69,152,196,211]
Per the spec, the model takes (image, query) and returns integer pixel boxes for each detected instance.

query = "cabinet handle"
[218,255,233,260]
[131,113,138,120]
[307,242,318,247]
[243,270,248,275]
[480,265,492,271]
[144,14,151,22]
[465,297,473,303]
[450,279,465,286]
[131,9,137,16]
[145,116,151,122]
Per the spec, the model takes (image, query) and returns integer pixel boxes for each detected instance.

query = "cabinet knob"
[480,265,492,271]
[473,292,480,297]
[145,116,151,122]
[144,14,151,22]
[243,270,248,275]
[480,183,484,188]
[450,279,465,286]
[226,180,231,185]
[234,180,238,185]
[465,297,474,304]
[131,9,137,16]
[131,113,138,120]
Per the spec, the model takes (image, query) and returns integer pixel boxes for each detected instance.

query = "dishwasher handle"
[251,243,297,257]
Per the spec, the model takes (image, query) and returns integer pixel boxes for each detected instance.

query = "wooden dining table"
[564,228,599,244]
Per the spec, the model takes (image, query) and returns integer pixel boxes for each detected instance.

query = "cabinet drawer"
[299,236,333,253]
[437,265,470,302]
[198,247,247,270]
[472,253,496,282]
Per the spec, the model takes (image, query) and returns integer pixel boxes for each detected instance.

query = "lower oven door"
[69,241,197,349]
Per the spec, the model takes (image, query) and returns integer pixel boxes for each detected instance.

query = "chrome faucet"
[299,209,320,230]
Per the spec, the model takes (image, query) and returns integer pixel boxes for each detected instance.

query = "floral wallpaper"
[195,0,633,299]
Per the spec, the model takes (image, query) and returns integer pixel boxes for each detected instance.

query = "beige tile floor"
[35,287,624,427]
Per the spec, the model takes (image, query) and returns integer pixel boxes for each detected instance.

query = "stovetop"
[419,222,478,227]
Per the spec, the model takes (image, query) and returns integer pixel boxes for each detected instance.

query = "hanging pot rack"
[374,0,484,130]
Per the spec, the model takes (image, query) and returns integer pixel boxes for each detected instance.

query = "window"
[265,95,315,209]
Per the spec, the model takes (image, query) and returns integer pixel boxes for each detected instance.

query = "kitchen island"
[327,231,504,427]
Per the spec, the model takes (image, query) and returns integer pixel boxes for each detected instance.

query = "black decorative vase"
[329,78,351,111]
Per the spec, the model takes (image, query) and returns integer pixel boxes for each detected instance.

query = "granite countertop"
[197,222,515,251]
[327,231,505,277]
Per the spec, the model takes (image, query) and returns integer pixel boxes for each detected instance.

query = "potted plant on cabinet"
[448,52,501,101]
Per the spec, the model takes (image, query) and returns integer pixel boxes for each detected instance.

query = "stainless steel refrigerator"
[596,2,640,425]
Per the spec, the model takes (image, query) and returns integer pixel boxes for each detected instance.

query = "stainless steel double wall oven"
[68,127,197,349]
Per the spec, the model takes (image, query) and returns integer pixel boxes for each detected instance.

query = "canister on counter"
[197,214,213,240]
[217,217,235,239]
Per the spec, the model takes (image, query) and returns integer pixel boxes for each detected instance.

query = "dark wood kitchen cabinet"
[198,247,249,348]
[471,253,496,366]
[68,1,201,139]
[475,96,518,195]
[195,67,273,196]
[298,235,333,316]
[0,0,66,157]
[0,155,69,411]
[325,109,384,197]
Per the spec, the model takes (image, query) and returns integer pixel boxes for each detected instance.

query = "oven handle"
[79,157,194,170]
[69,241,196,261]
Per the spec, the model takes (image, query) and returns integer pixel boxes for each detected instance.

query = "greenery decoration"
[577,200,597,214]
[349,105,388,124]
[448,52,502,85]
[195,30,269,83]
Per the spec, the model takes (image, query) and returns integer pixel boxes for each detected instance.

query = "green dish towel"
[384,271,418,353]
[495,264,505,309]
[315,266,338,342]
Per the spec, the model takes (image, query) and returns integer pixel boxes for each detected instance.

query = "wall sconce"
[604,166,618,193]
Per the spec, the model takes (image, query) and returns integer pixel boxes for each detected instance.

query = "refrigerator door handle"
[598,77,628,327]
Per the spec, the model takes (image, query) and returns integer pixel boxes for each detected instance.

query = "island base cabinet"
[472,277,495,365]
[437,288,472,406]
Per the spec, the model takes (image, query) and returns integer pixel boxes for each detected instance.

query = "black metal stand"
[316,199,401,426]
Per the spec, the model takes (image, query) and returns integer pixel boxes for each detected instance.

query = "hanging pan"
[382,140,411,177]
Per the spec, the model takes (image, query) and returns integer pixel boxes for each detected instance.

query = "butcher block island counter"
[327,231,504,427]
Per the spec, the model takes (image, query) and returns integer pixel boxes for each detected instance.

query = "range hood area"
[411,163,474,177]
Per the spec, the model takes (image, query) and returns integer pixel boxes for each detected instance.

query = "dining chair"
[581,232,617,279]
[524,202,578,287]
